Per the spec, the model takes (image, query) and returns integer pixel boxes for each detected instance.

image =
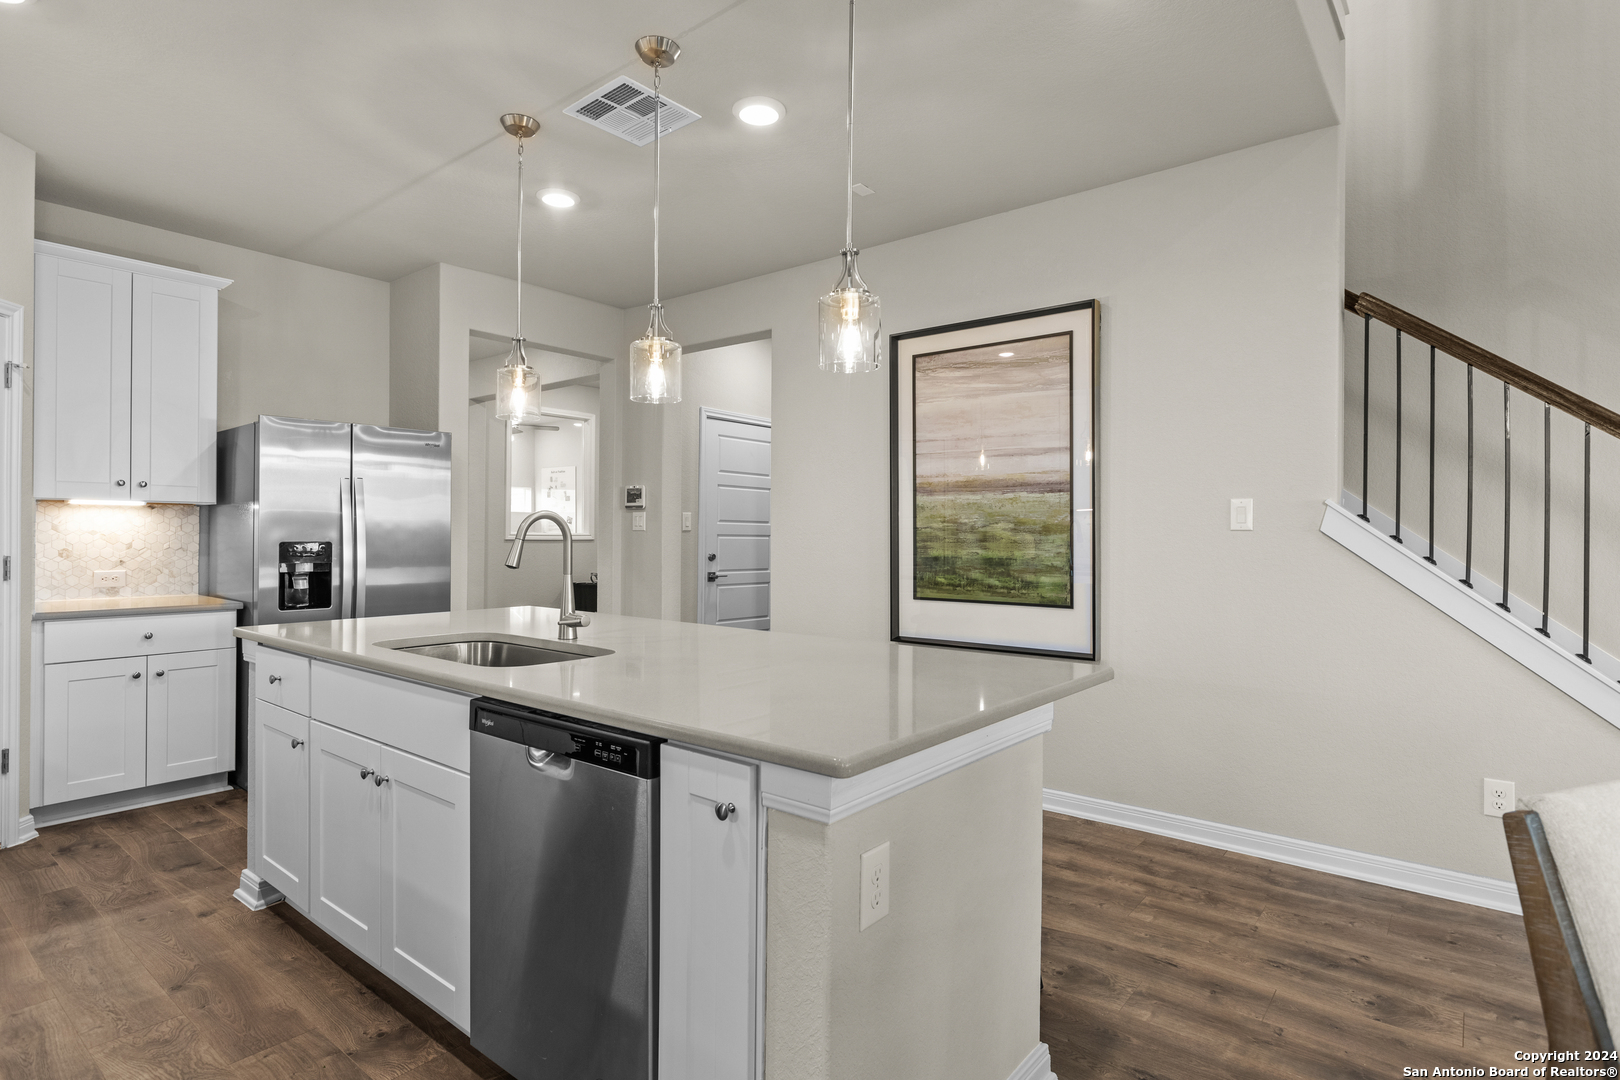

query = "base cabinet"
[42,656,148,804]
[146,648,235,784]
[256,702,309,909]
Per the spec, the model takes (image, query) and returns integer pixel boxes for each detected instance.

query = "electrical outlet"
[860,841,890,930]
[632,512,647,532]
[682,511,692,532]
[93,569,127,587]
[1230,498,1254,531]
[1483,778,1515,818]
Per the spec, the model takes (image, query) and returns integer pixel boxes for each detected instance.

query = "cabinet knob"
[290,737,304,749]
[154,670,165,678]
[267,674,281,684]
[131,671,142,680]
[143,632,154,640]
[116,479,126,487]
[715,801,737,821]
[374,773,390,787]
[138,481,148,488]
[359,767,374,781]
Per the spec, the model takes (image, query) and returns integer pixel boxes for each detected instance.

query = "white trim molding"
[1320,499,1620,730]
[31,774,232,830]
[761,705,1053,824]
[234,869,285,912]
[33,240,233,291]
[0,297,22,849]
[1007,1042,1056,1080]
[1045,788,1522,914]
[16,815,36,845]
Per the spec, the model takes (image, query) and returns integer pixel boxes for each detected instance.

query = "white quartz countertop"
[35,594,244,621]
[235,607,1112,778]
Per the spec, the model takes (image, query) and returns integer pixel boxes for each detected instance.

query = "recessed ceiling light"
[998,351,1015,357]
[538,189,578,208]
[733,96,785,126]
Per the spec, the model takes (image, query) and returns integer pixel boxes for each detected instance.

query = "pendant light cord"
[515,137,525,343]
[653,67,663,310]
[844,0,855,258]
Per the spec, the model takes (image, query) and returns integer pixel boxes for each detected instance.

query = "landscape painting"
[912,333,1073,607]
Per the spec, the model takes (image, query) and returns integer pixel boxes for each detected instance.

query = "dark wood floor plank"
[185,827,246,877]
[96,811,236,901]
[0,921,58,1019]
[35,821,174,914]
[243,1030,372,1080]
[149,800,237,842]
[12,886,183,1048]
[86,1013,239,1080]
[0,999,110,1080]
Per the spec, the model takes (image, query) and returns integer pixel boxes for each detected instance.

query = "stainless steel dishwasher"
[468,698,661,1080]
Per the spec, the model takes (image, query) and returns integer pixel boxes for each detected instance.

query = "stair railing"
[1345,291,1620,663]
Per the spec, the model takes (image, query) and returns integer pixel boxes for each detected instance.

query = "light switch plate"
[632,512,647,532]
[93,569,127,587]
[682,511,692,532]
[860,841,890,930]
[1230,498,1254,531]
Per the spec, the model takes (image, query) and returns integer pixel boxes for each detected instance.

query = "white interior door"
[698,412,771,630]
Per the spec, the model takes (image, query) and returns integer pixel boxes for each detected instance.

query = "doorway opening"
[697,409,771,630]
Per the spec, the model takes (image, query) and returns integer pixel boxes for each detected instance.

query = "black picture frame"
[890,300,1100,661]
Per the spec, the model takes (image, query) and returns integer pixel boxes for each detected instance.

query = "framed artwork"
[890,301,1098,660]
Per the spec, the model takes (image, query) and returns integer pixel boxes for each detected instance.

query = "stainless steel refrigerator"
[203,416,452,784]
[204,415,452,625]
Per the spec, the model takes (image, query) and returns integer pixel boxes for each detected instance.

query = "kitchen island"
[234,606,1111,1080]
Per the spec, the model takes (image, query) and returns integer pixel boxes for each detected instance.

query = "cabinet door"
[309,720,383,962]
[131,274,217,503]
[34,254,132,500]
[257,702,310,909]
[659,746,760,1080]
[146,648,235,784]
[41,657,147,805]
[379,745,470,1032]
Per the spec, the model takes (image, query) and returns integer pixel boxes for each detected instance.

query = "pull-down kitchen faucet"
[506,510,591,641]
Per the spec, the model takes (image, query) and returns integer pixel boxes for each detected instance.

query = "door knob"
[707,553,717,562]
[290,737,304,749]
[374,773,390,787]
[359,767,374,780]
[116,479,126,487]
[715,801,737,821]
[138,481,148,488]
[267,674,281,684]
[154,670,165,678]
[143,632,154,640]
[707,571,729,582]
[131,671,142,679]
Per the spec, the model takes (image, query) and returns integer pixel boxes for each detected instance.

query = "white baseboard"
[233,869,285,912]
[31,774,232,829]
[15,814,36,845]
[1008,1043,1055,1080]
[1044,788,1522,915]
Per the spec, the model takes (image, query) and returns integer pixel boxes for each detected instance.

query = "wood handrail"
[1345,290,1620,440]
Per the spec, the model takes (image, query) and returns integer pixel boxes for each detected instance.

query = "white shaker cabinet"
[256,701,311,910]
[33,241,229,504]
[41,656,148,804]
[659,744,761,1080]
[309,719,385,962]
[146,648,236,785]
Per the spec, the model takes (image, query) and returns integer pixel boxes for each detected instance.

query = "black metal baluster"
[1539,402,1551,637]
[1499,383,1512,611]
[1463,365,1475,588]
[1427,344,1437,564]
[1580,422,1592,664]
[1360,313,1371,522]
[1392,330,1403,543]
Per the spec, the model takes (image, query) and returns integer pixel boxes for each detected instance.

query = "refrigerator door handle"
[339,477,354,619]
[354,477,368,619]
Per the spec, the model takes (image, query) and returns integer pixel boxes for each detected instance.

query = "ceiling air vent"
[564,77,700,147]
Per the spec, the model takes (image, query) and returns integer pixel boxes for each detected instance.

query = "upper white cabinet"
[34,241,230,504]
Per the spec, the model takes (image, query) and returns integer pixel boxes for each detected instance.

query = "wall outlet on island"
[93,569,127,587]
[860,841,890,930]
[1483,778,1515,818]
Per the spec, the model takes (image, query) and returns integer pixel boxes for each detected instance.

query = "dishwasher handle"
[526,746,575,779]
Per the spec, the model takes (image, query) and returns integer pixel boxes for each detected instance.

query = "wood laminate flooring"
[0,792,1548,1079]
[1041,811,1547,1079]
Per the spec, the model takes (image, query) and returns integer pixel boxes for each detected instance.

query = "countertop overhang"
[35,594,244,621]
[235,607,1111,778]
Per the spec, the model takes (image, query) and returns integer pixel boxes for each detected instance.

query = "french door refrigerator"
[205,415,452,625]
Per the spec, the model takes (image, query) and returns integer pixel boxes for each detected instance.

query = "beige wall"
[0,131,33,820]
[34,202,391,431]
[678,338,772,624]
[766,738,1043,1080]
[640,125,1620,882]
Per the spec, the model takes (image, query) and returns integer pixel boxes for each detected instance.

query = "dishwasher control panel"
[470,698,660,779]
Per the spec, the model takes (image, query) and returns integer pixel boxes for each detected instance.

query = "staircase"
[1324,292,1620,729]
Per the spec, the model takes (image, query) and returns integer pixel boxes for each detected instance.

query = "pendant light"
[629,35,683,404]
[495,113,543,424]
[818,0,880,373]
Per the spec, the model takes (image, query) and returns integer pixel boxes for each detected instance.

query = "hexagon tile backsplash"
[35,501,200,601]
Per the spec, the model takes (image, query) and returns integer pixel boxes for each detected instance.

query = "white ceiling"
[0,0,1336,308]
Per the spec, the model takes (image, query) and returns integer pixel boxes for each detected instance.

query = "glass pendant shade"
[630,305,682,404]
[495,340,542,423]
[818,251,881,373]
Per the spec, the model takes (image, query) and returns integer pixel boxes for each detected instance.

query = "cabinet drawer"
[311,660,473,771]
[42,611,235,664]
[257,648,312,715]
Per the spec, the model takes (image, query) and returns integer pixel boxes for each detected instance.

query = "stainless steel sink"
[390,638,613,667]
